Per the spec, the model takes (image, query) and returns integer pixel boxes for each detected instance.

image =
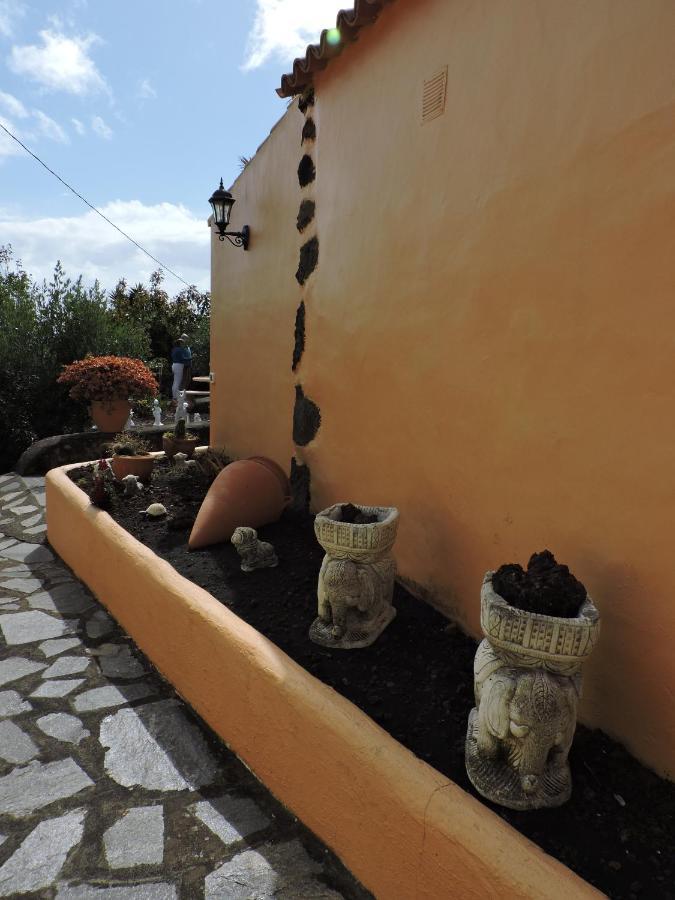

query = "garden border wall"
[46,463,601,900]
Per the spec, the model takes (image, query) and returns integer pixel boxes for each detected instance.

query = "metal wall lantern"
[209,178,250,250]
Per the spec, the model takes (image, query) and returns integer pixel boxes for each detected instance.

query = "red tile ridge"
[277,0,397,98]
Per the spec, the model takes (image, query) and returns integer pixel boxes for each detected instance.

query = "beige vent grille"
[422,66,447,123]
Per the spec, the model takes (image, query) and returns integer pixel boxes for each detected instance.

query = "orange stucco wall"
[211,0,675,778]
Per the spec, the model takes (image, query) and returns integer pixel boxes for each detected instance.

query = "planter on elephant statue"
[466,551,600,811]
[310,502,399,650]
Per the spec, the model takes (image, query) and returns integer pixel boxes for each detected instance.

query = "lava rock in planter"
[465,566,600,811]
[231,527,278,572]
[309,503,399,650]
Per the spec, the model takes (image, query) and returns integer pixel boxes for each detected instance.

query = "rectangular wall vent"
[422,66,447,123]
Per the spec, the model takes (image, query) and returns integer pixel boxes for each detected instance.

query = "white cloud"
[91,114,112,139]
[8,28,108,95]
[0,114,22,158]
[0,90,27,118]
[137,78,156,100]
[0,200,210,291]
[0,0,25,39]
[71,116,85,135]
[33,109,69,143]
[243,0,342,70]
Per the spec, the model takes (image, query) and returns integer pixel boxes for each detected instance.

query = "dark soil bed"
[70,461,675,899]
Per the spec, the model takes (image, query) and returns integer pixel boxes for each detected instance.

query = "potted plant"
[58,355,158,433]
[465,550,600,811]
[108,433,155,484]
[162,418,200,459]
[309,502,399,649]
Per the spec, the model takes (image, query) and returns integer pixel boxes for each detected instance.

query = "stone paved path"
[0,473,370,899]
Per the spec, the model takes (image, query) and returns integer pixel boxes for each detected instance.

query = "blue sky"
[0,0,342,291]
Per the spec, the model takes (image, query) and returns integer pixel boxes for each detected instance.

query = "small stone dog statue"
[231,526,278,572]
[121,474,143,497]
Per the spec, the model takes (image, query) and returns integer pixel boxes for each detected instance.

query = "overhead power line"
[0,120,195,289]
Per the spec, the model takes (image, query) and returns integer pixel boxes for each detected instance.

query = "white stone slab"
[25,524,48,534]
[56,882,177,899]
[0,577,43,594]
[0,610,67,644]
[0,542,53,563]
[0,490,23,502]
[192,796,270,846]
[35,494,47,507]
[43,656,90,678]
[7,505,37,516]
[0,809,85,895]
[39,637,82,658]
[22,477,45,489]
[29,584,93,614]
[73,684,154,712]
[0,657,47,686]
[103,805,164,868]
[31,679,86,698]
[0,603,18,610]
[0,538,17,551]
[22,513,43,527]
[0,758,93,816]
[0,720,39,763]
[0,564,31,575]
[99,700,217,791]
[36,713,90,745]
[204,840,343,900]
[0,690,32,717]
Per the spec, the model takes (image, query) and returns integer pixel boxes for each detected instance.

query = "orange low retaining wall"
[46,465,600,900]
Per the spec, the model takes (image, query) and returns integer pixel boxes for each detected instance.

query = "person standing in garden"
[179,332,193,392]
[171,336,190,400]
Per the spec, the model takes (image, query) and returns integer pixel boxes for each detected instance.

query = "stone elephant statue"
[316,555,396,645]
[472,639,578,801]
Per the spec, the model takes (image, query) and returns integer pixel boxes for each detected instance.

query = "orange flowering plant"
[57,356,158,403]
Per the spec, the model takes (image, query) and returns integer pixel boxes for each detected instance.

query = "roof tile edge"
[277,0,397,98]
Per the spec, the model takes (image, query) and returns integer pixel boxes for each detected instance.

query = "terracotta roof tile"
[277,0,397,98]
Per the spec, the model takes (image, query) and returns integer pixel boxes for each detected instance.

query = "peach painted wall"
[210,105,300,468]
[211,0,675,778]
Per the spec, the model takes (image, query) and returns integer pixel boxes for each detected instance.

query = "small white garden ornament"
[121,474,143,497]
[152,399,163,426]
[175,392,188,423]
[144,503,167,519]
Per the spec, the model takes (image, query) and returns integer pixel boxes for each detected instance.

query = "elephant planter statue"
[310,503,399,649]
[465,570,600,810]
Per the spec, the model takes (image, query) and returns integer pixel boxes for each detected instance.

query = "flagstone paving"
[0,473,370,899]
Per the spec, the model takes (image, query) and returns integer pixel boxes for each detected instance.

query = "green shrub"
[0,246,210,473]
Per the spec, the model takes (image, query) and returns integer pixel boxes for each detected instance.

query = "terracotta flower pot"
[110,454,155,485]
[189,456,291,550]
[163,435,200,460]
[89,399,130,433]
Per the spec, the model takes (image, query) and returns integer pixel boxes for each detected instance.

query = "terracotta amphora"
[188,456,291,550]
